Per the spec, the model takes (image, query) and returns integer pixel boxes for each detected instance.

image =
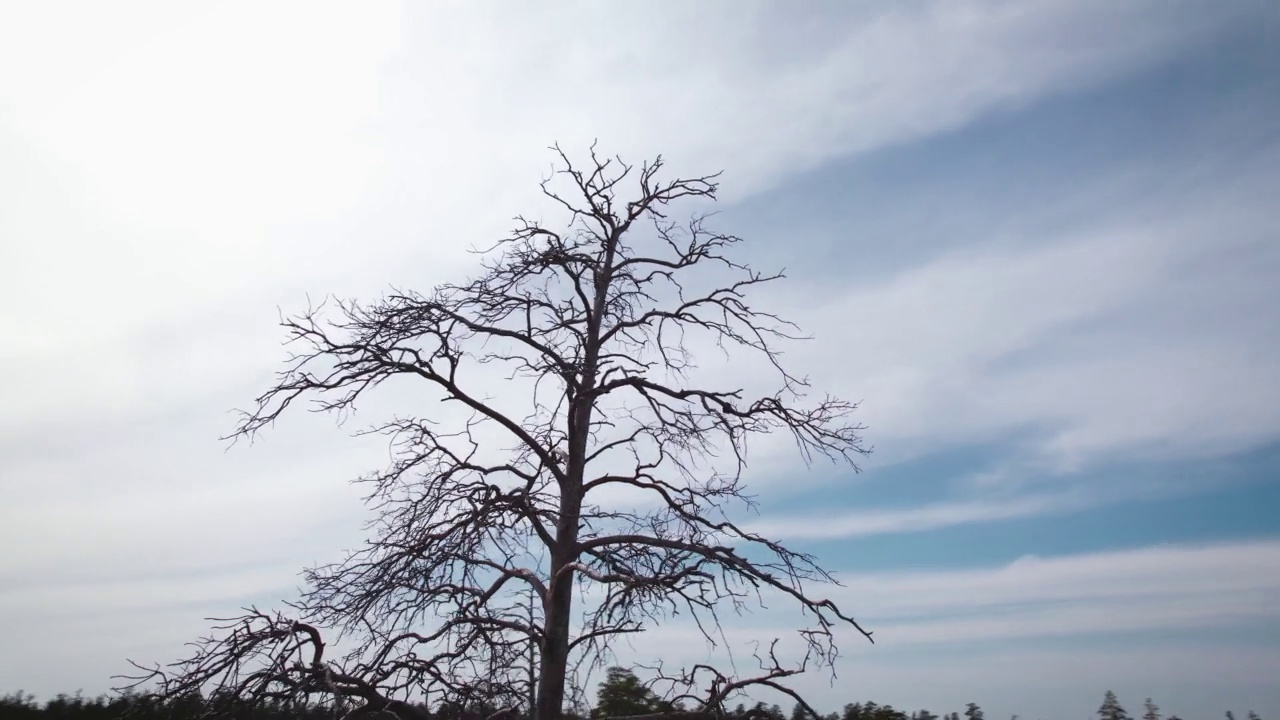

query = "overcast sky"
[2,2,1279,719]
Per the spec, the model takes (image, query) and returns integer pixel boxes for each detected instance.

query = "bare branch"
[127,144,872,720]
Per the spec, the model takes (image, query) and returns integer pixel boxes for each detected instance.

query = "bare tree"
[120,145,872,720]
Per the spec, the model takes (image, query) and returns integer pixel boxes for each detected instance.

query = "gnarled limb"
[123,143,871,720]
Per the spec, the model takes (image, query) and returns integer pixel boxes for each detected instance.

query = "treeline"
[0,692,345,720]
[592,666,1265,720]
[0,686,1264,720]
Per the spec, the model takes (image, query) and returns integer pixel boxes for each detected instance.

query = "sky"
[2,2,1279,719]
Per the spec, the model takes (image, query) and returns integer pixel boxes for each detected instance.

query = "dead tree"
[119,144,872,720]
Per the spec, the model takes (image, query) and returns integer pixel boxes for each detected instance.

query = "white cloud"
[844,539,1280,625]
[610,540,1280,717]
[0,0,1233,375]
[779,148,1280,476]
[618,643,1280,720]
[627,539,1280,645]
[549,540,1280,720]
[747,491,1092,541]
[795,644,1280,720]
[9,537,1277,715]
[0,564,298,622]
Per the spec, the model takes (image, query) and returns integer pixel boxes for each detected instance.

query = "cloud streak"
[602,540,1280,717]
[748,492,1092,541]
[778,145,1280,476]
[637,539,1280,645]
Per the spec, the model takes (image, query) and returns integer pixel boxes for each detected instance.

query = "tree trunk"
[535,547,575,720]
[536,233,619,720]
[537,413,591,720]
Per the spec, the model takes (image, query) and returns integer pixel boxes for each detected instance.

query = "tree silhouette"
[118,145,872,720]
[1097,692,1129,720]
[592,668,666,719]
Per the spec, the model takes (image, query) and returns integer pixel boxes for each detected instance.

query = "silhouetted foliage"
[591,668,674,719]
[1098,692,1129,720]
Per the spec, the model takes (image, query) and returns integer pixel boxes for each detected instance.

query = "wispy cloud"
[779,146,1280,476]
[841,539,1280,625]
[747,492,1092,541]
[636,539,1280,643]
[595,540,1280,717]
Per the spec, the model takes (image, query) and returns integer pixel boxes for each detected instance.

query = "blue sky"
[2,3,1278,720]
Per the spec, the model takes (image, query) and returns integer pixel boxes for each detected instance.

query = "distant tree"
[1139,698,1159,720]
[842,703,864,720]
[1246,712,1260,720]
[791,704,839,720]
[964,704,984,720]
[1,691,38,708]
[915,710,938,720]
[1097,692,1129,720]
[592,667,663,719]
[1227,712,1236,720]
[118,146,872,720]
[740,703,785,720]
